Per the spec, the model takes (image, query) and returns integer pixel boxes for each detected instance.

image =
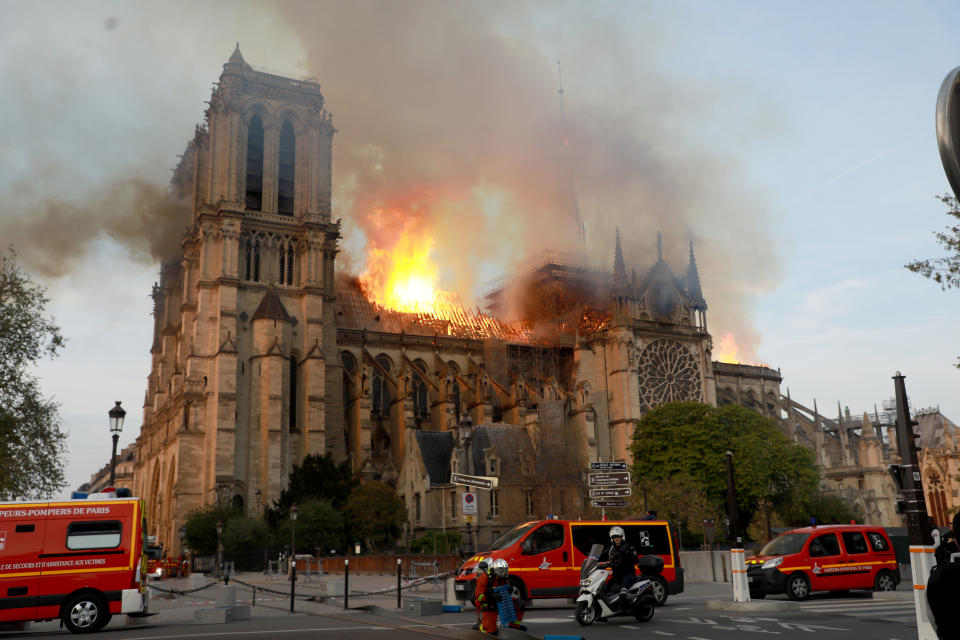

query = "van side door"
[839,530,874,589]
[0,517,44,623]
[807,532,846,592]
[523,523,571,597]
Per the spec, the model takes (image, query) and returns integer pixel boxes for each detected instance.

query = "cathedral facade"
[131,50,950,554]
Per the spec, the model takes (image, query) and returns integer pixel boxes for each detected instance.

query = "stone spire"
[685,240,707,311]
[613,228,628,290]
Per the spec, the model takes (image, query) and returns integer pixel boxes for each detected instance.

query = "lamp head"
[216,521,223,535]
[108,401,126,435]
[290,504,299,522]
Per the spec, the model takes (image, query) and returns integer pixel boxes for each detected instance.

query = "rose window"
[637,339,702,411]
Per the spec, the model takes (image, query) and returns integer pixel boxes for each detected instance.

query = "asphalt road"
[3,579,922,639]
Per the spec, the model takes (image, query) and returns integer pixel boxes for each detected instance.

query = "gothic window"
[927,473,948,527]
[277,120,295,215]
[245,115,264,211]
[450,490,457,520]
[526,490,535,516]
[637,339,702,411]
[491,394,503,423]
[448,361,462,419]
[372,356,392,418]
[278,241,295,286]
[288,356,298,432]
[412,359,429,425]
[414,492,421,521]
[490,490,500,518]
[243,238,261,282]
[371,356,393,457]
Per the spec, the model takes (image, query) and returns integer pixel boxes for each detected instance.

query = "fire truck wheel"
[62,593,111,633]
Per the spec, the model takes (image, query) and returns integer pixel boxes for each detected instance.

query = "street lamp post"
[457,413,476,553]
[216,520,223,580]
[108,401,126,487]
[289,504,298,613]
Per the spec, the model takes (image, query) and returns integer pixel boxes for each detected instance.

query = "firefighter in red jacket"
[474,558,527,635]
[471,557,490,631]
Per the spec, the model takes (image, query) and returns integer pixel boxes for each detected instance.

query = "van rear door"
[0,515,44,623]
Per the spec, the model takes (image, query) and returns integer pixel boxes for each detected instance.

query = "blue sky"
[3,0,959,497]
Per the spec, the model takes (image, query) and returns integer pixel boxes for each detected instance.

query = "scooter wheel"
[575,601,599,626]
[634,601,655,622]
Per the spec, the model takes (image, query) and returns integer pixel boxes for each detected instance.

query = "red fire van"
[0,493,149,632]
[454,519,683,607]
[746,524,899,600]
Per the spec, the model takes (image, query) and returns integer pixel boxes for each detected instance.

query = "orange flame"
[716,333,740,363]
[360,222,440,313]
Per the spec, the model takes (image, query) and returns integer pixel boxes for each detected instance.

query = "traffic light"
[888,464,904,492]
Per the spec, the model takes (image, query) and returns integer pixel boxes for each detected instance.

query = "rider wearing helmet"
[601,525,639,594]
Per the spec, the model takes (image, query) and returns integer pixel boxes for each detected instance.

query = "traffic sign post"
[450,473,497,490]
[589,462,627,471]
[591,500,628,508]
[587,471,631,487]
[588,487,631,498]
[462,491,478,516]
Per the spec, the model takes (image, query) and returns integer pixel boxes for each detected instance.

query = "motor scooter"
[574,543,658,626]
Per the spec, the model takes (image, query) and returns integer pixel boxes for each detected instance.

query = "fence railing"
[190,552,463,576]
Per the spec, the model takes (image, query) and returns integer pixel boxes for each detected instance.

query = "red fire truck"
[0,491,149,633]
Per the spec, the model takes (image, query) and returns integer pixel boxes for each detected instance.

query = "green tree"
[906,194,960,290]
[906,194,960,366]
[221,516,269,553]
[779,489,862,527]
[265,453,358,528]
[343,481,406,551]
[0,248,66,499]
[630,402,820,541]
[182,502,239,555]
[273,499,345,555]
[409,530,462,554]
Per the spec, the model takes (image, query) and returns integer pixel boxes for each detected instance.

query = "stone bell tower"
[135,45,342,549]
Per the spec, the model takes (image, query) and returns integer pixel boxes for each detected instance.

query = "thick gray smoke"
[274,0,778,357]
[0,0,780,359]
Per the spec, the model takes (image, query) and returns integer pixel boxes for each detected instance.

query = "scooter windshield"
[581,543,604,580]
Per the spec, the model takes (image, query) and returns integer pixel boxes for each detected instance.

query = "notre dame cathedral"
[128,48,957,555]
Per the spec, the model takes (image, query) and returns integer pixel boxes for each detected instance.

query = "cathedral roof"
[252,290,292,323]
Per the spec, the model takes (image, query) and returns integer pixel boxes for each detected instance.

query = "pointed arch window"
[448,361,462,419]
[278,240,295,286]
[372,356,392,418]
[245,115,264,211]
[412,360,429,426]
[243,237,261,282]
[278,120,296,215]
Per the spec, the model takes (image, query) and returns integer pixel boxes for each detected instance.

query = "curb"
[872,590,912,601]
[706,599,798,612]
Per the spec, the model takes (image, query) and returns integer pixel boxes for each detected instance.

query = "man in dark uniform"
[600,525,639,594]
